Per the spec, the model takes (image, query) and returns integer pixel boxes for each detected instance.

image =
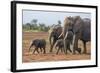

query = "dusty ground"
[22,32,91,63]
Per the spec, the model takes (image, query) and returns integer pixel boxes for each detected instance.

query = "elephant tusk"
[58,32,63,39]
[64,31,68,40]
[63,31,68,54]
[71,35,76,53]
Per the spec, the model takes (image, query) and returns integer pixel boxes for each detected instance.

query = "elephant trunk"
[49,31,54,52]
[29,41,34,52]
[49,31,53,46]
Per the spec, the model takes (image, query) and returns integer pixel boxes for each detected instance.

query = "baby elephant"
[54,39,64,54]
[29,39,46,54]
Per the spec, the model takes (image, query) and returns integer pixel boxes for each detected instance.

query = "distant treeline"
[23,19,61,32]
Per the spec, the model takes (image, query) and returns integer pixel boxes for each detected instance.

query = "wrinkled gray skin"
[60,16,91,54]
[29,39,46,54]
[49,25,63,53]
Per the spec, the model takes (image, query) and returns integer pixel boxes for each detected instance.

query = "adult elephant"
[49,25,63,53]
[59,16,91,54]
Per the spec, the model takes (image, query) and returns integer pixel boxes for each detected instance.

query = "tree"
[31,19,38,25]
[44,26,50,32]
[58,20,61,25]
[31,19,38,30]
[38,23,45,31]
[25,23,31,30]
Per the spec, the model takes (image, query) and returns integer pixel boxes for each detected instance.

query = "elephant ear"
[63,16,74,37]
[64,16,71,28]
[73,16,84,34]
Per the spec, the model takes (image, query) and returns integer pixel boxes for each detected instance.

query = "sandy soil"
[22,32,91,63]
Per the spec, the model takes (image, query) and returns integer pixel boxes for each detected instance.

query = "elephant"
[59,16,91,54]
[29,39,46,54]
[54,39,64,54]
[49,25,63,53]
[55,30,81,54]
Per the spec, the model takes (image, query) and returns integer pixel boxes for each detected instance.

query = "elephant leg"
[56,47,60,54]
[50,39,56,53]
[43,47,46,54]
[64,40,71,54]
[50,44,53,52]
[33,47,39,54]
[73,43,78,54]
[67,41,72,53]
[77,48,81,54]
[83,41,87,54]
[40,47,42,53]
[36,48,39,54]
[68,47,72,53]
[66,45,69,54]
[61,48,63,53]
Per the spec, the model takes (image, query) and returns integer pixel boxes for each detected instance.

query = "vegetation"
[23,19,62,32]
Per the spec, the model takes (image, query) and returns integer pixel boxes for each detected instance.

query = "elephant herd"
[29,16,91,55]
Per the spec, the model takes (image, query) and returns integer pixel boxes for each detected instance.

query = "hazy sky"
[23,10,91,26]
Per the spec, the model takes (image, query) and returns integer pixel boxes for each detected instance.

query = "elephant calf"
[29,39,46,54]
[64,30,81,54]
[54,39,64,54]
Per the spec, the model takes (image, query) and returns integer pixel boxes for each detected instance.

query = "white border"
[16,4,96,70]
